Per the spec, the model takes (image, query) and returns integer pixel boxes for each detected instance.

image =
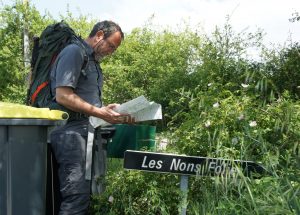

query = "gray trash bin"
[0,119,63,215]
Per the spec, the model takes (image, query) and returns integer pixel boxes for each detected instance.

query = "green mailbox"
[107,124,156,158]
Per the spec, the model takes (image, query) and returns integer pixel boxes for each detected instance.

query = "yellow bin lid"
[0,102,68,120]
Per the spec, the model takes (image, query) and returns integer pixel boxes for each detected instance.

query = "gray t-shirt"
[50,41,103,108]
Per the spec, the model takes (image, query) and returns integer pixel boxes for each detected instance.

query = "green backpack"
[27,21,88,108]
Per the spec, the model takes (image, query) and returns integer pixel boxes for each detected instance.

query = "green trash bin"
[107,124,156,158]
[0,119,64,215]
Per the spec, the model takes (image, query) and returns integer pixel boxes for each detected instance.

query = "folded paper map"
[89,96,162,128]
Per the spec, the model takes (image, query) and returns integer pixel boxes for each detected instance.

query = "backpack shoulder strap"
[72,38,89,77]
[81,54,89,76]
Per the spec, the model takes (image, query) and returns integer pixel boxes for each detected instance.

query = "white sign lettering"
[141,155,163,169]
[124,151,267,177]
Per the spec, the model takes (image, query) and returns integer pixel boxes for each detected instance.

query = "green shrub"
[166,86,299,214]
[91,159,182,215]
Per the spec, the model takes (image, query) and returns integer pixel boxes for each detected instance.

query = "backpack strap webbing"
[31,81,49,105]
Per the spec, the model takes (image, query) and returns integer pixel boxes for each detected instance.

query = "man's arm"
[56,87,134,124]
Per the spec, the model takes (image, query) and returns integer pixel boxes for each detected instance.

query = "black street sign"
[124,150,269,178]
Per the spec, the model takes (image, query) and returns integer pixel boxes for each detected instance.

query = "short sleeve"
[54,44,85,89]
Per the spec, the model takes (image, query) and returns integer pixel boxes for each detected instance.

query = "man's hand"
[56,87,135,124]
[98,105,135,124]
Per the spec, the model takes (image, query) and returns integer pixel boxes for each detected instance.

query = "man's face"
[93,31,122,61]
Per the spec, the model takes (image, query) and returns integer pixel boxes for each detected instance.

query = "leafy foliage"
[101,26,200,113]
[91,162,181,215]
[0,1,96,102]
[0,0,53,102]
[264,43,300,99]
[289,11,300,22]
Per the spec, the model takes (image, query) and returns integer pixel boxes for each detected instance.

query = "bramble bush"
[167,86,299,214]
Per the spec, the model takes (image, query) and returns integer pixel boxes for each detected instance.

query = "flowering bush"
[166,84,299,214]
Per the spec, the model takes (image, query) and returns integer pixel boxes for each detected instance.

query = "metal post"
[180,175,189,215]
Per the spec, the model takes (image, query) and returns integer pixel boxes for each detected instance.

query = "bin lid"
[0,102,68,120]
[0,118,66,126]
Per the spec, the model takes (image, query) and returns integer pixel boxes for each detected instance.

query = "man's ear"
[95,30,104,42]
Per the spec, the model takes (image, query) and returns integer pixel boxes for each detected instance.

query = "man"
[50,21,133,214]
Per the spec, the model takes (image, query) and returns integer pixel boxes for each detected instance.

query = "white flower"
[158,138,168,150]
[231,137,238,145]
[108,196,114,203]
[213,102,220,108]
[238,114,244,120]
[207,83,212,87]
[241,83,249,88]
[205,120,211,127]
[249,121,257,127]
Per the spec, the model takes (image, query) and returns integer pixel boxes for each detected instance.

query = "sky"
[2,0,300,47]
